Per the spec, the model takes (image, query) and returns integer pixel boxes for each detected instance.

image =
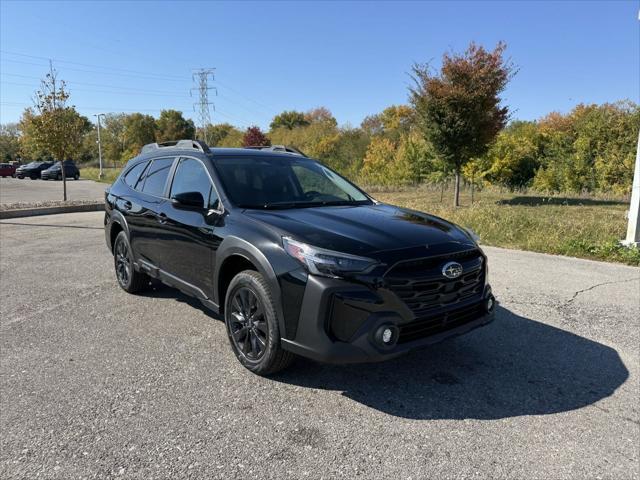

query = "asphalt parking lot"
[1,212,639,479]
[0,177,106,205]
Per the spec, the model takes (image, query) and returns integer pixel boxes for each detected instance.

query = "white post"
[94,113,104,179]
[622,130,640,247]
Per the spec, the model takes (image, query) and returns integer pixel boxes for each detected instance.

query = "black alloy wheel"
[229,286,269,361]
[115,235,131,288]
[113,231,149,293]
[224,270,294,375]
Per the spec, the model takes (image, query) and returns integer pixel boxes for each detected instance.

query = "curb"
[0,202,105,219]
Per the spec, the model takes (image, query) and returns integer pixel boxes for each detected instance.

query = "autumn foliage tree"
[242,126,271,147]
[410,42,515,206]
[19,66,90,200]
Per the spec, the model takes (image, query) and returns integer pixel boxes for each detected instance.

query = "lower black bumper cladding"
[281,273,495,364]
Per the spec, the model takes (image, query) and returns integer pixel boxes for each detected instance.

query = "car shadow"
[140,281,223,321]
[272,306,629,420]
[496,196,627,207]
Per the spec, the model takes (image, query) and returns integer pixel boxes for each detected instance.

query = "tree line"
[1,42,638,204]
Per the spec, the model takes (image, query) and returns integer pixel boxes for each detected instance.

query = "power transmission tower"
[191,68,216,144]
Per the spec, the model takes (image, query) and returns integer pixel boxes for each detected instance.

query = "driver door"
[160,157,223,299]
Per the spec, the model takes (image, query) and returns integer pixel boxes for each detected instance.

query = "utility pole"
[94,113,105,179]
[191,68,216,144]
[622,130,640,247]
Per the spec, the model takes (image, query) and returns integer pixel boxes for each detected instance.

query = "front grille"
[397,301,486,344]
[384,249,485,317]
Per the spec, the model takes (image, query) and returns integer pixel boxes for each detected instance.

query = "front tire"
[113,231,149,293]
[224,270,294,375]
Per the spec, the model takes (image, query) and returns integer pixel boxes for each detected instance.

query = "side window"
[123,161,149,189]
[170,158,220,210]
[139,157,174,197]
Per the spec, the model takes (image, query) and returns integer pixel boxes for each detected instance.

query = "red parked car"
[0,163,17,178]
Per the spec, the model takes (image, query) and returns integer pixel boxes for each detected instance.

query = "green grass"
[81,167,121,184]
[373,186,640,266]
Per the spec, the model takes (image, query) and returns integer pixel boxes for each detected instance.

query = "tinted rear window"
[139,157,174,197]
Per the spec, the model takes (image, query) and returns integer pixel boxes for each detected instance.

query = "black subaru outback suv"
[105,140,495,375]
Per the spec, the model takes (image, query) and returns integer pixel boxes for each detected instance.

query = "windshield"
[214,156,371,209]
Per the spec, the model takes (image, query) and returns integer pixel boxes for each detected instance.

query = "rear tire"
[224,270,294,375]
[113,231,149,293]
[74,173,80,180]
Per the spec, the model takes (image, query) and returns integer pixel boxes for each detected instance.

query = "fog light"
[486,296,495,312]
[382,328,393,344]
[375,325,398,347]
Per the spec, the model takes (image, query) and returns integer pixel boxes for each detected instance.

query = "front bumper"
[281,274,495,364]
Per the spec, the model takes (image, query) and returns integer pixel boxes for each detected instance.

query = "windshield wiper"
[261,201,321,209]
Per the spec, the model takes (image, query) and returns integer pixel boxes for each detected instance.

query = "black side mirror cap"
[171,191,205,209]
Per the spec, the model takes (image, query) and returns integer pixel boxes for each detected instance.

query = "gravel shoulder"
[1,212,638,479]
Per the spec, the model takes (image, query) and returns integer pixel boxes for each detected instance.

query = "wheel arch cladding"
[215,236,290,339]
[217,254,258,311]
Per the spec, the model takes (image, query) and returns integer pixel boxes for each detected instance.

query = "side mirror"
[172,191,205,209]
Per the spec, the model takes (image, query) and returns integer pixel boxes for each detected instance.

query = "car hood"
[244,203,476,257]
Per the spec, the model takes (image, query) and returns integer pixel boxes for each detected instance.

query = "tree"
[243,126,270,147]
[121,113,156,162]
[204,123,240,146]
[305,107,337,127]
[270,120,339,164]
[270,111,309,130]
[484,121,542,190]
[360,105,414,141]
[360,114,384,136]
[19,66,90,200]
[218,128,244,148]
[410,42,515,206]
[102,113,127,167]
[0,123,21,162]
[156,109,195,142]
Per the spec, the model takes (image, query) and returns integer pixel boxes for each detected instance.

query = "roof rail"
[141,139,210,155]
[245,145,307,157]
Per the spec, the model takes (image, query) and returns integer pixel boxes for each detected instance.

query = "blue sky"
[1,1,638,130]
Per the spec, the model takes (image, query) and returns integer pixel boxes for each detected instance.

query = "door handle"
[123,201,132,211]
[156,213,167,224]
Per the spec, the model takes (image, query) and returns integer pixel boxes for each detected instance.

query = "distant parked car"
[41,160,80,180]
[0,163,16,178]
[15,161,54,179]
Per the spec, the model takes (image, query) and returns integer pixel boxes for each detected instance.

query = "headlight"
[282,237,379,278]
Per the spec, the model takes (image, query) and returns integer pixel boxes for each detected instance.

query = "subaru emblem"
[442,261,463,279]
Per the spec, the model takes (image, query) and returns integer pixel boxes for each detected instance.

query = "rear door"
[160,156,223,298]
[126,156,176,267]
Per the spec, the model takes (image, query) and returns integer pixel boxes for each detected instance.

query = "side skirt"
[137,259,220,315]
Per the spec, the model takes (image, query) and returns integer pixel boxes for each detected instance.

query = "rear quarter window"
[139,157,174,197]
[123,161,149,189]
